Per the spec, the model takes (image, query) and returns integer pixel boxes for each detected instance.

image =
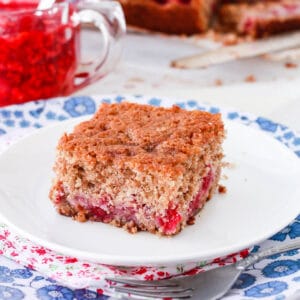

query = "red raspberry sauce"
[0,2,79,106]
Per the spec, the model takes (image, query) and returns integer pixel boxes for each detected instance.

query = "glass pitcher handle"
[74,0,126,90]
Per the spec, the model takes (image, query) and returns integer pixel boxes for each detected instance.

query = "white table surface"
[76,30,300,131]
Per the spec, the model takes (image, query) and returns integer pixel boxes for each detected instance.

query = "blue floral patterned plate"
[0,94,300,300]
[0,94,299,269]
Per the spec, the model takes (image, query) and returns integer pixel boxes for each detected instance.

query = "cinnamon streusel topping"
[58,102,224,177]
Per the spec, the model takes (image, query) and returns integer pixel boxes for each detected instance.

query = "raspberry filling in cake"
[52,164,216,235]
[157,167,215,235]
[240,2,300,33]
[49,103,224,236]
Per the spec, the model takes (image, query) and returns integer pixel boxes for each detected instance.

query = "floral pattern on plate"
[0,94,300,300]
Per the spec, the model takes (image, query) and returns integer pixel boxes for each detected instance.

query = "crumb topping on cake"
[58,102,224,176]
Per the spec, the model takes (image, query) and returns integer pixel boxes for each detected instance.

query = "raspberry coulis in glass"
[0,1,79,106]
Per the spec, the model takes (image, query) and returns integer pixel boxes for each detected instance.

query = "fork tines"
[107,277,193,299]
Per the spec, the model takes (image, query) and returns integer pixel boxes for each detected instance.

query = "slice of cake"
[49,102,224,236]
[218,0,300,37]
[118,0,219,34]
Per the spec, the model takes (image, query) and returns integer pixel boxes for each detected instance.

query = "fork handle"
[236,239,300,270]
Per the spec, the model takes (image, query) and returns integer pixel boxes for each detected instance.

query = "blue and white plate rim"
[0,94,299,158]
[0,94,300,267]
[0,93,298,143]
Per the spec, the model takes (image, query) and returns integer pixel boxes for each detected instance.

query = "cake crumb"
[76,211,87,222]
[245,75,256,83]
[222,33,239,46]
[285,62,298,69]
[124,221,138,234]
[128,77,145,83]
[124,83,136,89]
[218,185,227,194]
[201,29,253,45]
[214,79,223,86]
[187,216,195,225]
[223,161,235,169]
[221,174,228,180]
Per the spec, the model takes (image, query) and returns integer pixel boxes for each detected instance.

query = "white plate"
[0,116,300,267]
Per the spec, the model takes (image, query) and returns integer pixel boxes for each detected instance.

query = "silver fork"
[107,239,300,300]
